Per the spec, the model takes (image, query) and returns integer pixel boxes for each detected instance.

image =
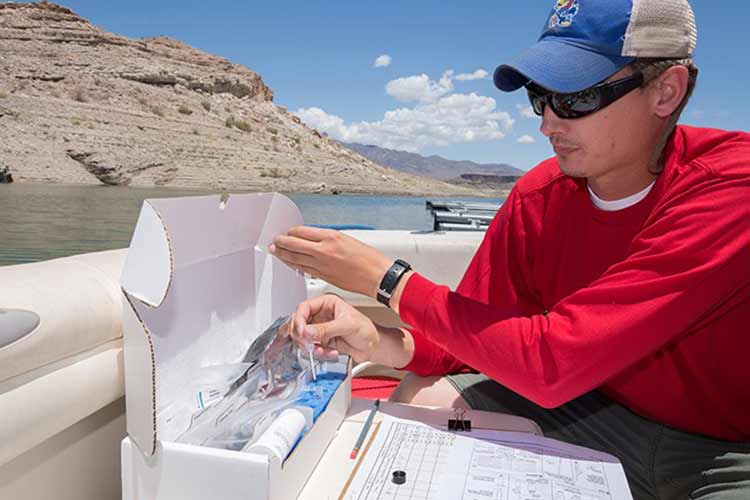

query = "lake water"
[0,183,502,266]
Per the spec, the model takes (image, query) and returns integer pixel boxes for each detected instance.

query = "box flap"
[121,193,307,455]
[121,200,172,307]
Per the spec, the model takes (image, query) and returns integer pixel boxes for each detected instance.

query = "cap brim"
[494,38,634,93]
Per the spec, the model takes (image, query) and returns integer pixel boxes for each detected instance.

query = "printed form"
[341,415,632,500]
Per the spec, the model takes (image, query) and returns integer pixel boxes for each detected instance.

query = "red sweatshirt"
[399,126,750,442]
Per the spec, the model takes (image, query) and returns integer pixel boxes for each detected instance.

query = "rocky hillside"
[0,2,476,196]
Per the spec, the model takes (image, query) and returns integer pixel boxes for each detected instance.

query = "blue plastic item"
[295,370,346,421]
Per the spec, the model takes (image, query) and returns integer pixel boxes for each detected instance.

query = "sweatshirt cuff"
[399,272,441,332]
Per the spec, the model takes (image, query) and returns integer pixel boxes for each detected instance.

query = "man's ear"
[651,65,689,118]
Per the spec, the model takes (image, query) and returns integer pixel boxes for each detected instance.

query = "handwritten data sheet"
[340,415,632,500]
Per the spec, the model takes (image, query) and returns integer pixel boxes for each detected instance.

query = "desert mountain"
[0,2,478,196]
[341,142,525,181]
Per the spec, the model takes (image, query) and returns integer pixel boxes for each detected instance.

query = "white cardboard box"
[120,193,351,500]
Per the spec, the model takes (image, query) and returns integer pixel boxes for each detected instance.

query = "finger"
[291,302,333,345]
[272,234,318,256]
[280,314,293,339]
[293,295,341,336]
[303,317,351,345]
[292,300,316,342]
[313,345,340,361]
[287,226,336,242]
[289,314,310,345]
[269,245,316,270]
[293,309,306,339]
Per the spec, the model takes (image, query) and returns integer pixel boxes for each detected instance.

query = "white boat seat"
[0,249,127,467]
[0,249,127,384]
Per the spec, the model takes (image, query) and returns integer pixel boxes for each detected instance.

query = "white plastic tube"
[244,407,310,463]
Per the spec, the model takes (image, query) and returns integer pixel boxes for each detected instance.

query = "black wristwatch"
[376,259,412,307]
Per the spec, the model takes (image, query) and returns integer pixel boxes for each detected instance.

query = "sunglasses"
[526,72,645,119]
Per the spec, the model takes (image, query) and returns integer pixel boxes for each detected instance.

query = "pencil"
[350,399,380,459]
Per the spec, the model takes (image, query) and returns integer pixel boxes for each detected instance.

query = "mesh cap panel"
[622,0,697,57]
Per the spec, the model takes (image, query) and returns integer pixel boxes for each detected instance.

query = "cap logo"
[549,0,580,29]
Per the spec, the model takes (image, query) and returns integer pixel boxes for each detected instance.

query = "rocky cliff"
[0,2,475,195]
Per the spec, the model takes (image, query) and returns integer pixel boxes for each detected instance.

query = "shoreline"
[3,179,511,199]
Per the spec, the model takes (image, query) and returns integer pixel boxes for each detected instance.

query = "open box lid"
[120,193,307,456]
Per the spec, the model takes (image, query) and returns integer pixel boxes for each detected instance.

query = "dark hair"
[629,58,699,173]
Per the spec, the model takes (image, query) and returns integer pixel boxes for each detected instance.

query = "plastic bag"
[177,316,318,452]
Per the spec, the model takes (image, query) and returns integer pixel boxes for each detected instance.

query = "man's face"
[539,68,660,183]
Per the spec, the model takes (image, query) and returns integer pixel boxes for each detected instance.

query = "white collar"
[587,180,655,211]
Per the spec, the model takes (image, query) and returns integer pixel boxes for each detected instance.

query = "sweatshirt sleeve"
[398,171,750,407]
[398,188,541,375]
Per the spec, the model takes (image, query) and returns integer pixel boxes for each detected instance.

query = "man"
[270,0,750,498]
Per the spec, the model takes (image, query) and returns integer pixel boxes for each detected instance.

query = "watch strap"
[376,259,412,307]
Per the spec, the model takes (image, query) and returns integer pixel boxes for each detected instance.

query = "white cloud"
[373,54,392,68]
[516,104,537,119]
[295,69,521,152]
[455,69,489,81]
[385,69,493,103]
[295,93,514,153]
[385,70,455,103]
[517,135,536,144]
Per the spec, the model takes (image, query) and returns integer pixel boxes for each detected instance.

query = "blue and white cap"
[494,0,697,93]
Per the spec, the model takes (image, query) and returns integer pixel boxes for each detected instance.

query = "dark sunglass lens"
[570,89,601,113]
[552,88,601,118]
[550,93,577,118]
[532,97,545,116]
[526,90,545,116]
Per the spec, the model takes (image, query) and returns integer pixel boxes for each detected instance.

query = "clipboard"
[331,412,633,500]
[297,399,542,500]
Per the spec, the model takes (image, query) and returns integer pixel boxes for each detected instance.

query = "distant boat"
[426,200,502,231]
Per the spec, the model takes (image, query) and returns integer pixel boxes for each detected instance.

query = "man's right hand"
[288,294,380,364]
[286,294,415,368]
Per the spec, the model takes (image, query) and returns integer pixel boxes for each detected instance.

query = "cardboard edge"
[121,201,174,308]
[122,293,158,456]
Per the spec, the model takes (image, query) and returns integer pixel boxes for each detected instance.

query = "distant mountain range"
[340,142,525,181]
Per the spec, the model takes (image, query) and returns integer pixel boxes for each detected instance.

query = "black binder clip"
[448,408,472,432]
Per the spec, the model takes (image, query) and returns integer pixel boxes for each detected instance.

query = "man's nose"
[539,105,565,137]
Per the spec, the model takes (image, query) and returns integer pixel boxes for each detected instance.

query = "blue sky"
[48,1,748,170]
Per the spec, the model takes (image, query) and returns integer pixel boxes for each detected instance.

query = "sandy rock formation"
[0,2,477,196]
